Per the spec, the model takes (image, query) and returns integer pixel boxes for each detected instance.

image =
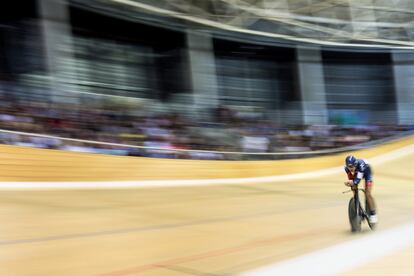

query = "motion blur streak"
[1,141,413,275]
[0,143,413,189]
[239,221,414,276]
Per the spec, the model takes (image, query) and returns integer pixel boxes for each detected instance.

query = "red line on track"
[98,227,335,276]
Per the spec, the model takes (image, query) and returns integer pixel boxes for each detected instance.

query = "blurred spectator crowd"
[0,92,410,160]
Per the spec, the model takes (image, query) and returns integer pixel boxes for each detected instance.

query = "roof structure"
[77,0,414,49]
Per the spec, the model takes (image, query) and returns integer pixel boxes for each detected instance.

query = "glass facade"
[323,51,396,124]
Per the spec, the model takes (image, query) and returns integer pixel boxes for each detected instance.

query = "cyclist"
[344,155,378,224]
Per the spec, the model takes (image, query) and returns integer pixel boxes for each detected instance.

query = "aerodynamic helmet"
[345,155,358,167]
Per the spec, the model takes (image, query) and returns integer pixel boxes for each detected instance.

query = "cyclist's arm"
[344,166,354,180]
[353,171,363,185]
[352,163,367,185]
[343,167,354,186]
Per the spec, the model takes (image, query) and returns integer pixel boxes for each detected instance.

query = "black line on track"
[157,264,223,276]
[0,202,338,246]
[225,184,309,197]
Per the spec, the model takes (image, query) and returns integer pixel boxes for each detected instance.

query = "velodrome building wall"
[1,0,414,127]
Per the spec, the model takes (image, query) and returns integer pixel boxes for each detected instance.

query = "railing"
[0,128,412,160]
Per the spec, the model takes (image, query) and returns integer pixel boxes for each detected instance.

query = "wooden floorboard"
[0,148,413,275]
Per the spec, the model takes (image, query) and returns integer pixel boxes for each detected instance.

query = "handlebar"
[342,187,365,194]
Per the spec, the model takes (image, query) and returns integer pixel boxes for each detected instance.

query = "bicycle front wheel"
[348,198,361,232]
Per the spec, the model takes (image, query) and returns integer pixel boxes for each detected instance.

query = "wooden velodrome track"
[0,136,413,275]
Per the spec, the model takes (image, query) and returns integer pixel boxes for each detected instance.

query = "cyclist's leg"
[365,180,377,216]
[364,166,376,214]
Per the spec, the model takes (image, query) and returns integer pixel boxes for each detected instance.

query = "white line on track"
[0,144,413,190]
[238,221,414,276]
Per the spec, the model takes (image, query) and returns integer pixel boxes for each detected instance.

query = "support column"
[392,52,414,125]
[186,31,219,109]
[297,47,328,125]
[38,0,78,103]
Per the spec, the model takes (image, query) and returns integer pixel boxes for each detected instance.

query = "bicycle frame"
[344,185,373,231]
[353,186,368,220]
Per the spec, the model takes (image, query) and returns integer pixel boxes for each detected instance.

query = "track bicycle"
[343,184,376,232]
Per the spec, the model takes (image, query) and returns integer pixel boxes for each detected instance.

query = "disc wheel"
[349,198,361,232]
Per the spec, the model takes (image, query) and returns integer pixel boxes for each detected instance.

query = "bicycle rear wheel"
[349,198,361,232]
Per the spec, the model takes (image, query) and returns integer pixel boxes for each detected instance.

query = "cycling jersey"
[344,159,373,186]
